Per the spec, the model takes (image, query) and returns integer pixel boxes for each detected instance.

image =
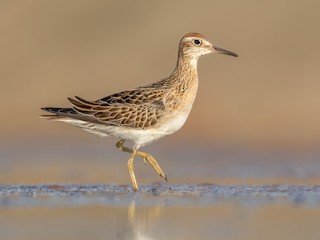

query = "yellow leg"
[127,146,139,191]
[116,140,167,182]
[137,151,168,181]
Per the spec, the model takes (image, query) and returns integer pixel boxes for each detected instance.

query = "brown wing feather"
[68,88,167,129]
[97,89,166,105]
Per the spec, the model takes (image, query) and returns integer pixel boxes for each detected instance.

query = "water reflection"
[1,185,320,240]
[118,199,162,240]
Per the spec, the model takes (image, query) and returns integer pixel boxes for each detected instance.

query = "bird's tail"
[40,97,103,124]
[40,107,73,121]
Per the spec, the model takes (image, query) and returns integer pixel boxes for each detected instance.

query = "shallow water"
[1,140,320,239]
[1,184,320,240]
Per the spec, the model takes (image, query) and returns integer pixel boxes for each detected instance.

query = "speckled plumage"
[41,32,238,190]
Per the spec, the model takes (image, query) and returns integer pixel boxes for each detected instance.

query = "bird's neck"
[170,55,199,87]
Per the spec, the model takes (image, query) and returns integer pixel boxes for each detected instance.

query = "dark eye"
[193,39,201,46]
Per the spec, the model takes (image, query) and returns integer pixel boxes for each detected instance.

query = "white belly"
[60,109,190,147]
[98,110,190,146]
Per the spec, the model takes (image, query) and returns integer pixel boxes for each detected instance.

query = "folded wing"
[42,89,167,129]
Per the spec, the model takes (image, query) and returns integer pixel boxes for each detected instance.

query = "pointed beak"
[213,46,238,57]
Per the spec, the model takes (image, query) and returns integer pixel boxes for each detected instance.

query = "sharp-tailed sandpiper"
[41,32,238,190]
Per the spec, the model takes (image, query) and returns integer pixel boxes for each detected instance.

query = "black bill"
[213,46,238,57]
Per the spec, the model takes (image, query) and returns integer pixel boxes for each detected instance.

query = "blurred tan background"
[1,0,320,186]
[1,0,320,148]
[1,2,320,239]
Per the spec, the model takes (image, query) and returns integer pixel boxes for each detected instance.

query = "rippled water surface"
[1,184,320,240]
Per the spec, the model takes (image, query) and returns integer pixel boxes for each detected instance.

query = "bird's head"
[179,32,238,59]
